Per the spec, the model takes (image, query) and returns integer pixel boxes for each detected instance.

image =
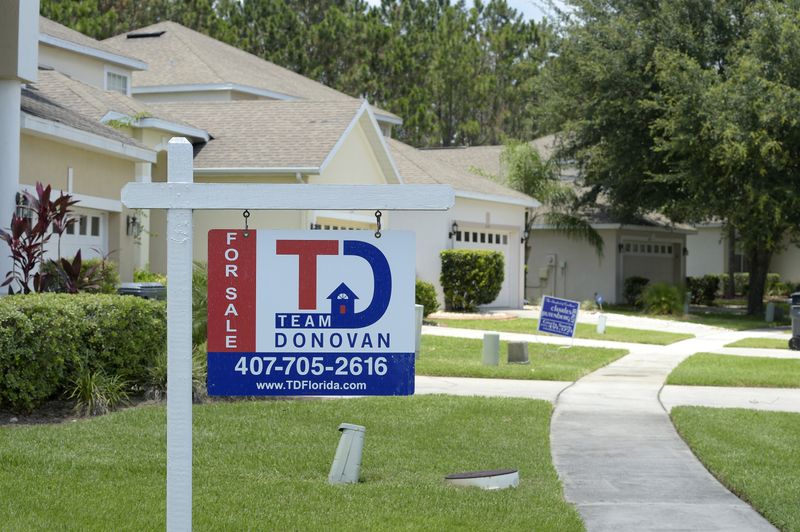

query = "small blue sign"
[537,296,580,338]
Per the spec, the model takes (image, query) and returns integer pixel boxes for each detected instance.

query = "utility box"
[329,423,366,485]
[117,282,167,300]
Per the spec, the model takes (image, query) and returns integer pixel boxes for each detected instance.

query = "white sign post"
[121,137,454,531]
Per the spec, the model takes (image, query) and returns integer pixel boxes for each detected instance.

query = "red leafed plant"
[0,182,78,294]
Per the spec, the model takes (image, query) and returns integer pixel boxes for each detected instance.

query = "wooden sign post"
[121,137,454,531]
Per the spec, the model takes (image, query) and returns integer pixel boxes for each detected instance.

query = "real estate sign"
[207,230,415,396]
[537,295,580,338]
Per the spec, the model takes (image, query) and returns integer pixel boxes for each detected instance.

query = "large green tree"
[542,0,800,314]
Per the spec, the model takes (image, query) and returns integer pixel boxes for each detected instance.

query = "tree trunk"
[724,224,736,298]
[746,246,772,316]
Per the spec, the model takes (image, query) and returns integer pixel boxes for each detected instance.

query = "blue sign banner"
[207,352,414,396]
[537,295,580,338]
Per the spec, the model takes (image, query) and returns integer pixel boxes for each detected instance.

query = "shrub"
[41,256,119,294]
[0,294,166,412]
[642,283,685,315]
[686,275,719,306]
[769,281,793,297]
[415,279,439,317]
[192,262,208,347]
[766,273,782,295]
[440,250,504,312]
[68,367,129,417]
[623,276,650,307]
[134,268,167,285]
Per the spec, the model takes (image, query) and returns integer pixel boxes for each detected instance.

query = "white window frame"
[104,65,131,96]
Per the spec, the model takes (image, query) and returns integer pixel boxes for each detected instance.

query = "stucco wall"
[20,133,141,280]
[771,238,800,283]
[527,228,618,304]
[686,225,725,277]
[392,196,527,309]
[38,45,123,89]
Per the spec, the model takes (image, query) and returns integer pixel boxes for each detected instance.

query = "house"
[1,13,536,309]
[428,137,694,304]
[388,139,537,309]
[686,224,800,285]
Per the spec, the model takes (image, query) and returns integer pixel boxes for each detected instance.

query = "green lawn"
[433,317,692,345]
[671,407,800,530]
[418,335,627,381]
[667,353,800,388]
[725,337,792,349]
[0,396,584,531]
[603,305,789,331]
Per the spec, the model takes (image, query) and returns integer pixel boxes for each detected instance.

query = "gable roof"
[386,138,537,207]
[102,21,400,123]
[21,84,155,162]
[150,100,399,180]
[39,17,147,70]
[31,69,208,141]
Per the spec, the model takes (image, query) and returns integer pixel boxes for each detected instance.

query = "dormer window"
[105,69,129,95]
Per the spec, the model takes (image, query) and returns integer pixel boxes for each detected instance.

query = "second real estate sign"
[207,230,416,396]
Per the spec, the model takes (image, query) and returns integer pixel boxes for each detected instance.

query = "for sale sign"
[207,230,415,396]
[537,295,580,338]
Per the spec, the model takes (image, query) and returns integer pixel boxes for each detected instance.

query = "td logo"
[275,239,392,328]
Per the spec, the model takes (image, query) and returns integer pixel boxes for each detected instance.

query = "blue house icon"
[327,283,358,327]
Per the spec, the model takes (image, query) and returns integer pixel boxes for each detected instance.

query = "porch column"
[0,80,21,283]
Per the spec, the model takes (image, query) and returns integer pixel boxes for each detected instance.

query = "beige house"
[430,139,693,304]
[0,16,538,309]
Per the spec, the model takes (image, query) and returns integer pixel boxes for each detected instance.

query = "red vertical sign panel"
[207,230,256,352]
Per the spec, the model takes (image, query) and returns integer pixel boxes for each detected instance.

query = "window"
[78,215,87,235]
[91,216,100,237]
[106,71,129,94]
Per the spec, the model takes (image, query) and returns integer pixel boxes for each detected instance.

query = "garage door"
[47,208,108,262]
[454,228,513,307]
[621,240,680,286]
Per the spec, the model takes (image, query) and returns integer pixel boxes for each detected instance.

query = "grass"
[666,353,800,388]
[433,317,692,345]
[725,337,792,349]
[0,396,584,531]
[671,407,800,530]
[417,335,627,381]
[604,304,790,331]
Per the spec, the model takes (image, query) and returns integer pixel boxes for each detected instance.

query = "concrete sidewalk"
[550,333,777,531]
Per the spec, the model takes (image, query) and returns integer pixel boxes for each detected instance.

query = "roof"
[32,69,182,125]
[386,138,537,207]
[102,21,400,122]
[39,17,147,70]
[149,100,369,170]
[21,84,156,163]
[22,84,148,150]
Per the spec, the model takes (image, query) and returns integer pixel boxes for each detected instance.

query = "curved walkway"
[421,323,796,530]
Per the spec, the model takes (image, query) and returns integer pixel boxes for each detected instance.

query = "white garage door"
[621,240,680,286]
[454,228,513,308]
[46,208,108,262]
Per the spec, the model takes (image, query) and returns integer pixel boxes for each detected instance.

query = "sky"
[362,1,566,22]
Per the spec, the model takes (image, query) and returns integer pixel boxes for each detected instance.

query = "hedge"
[687,275,719,305]
[0,294,166,412]
[440,249,504,312]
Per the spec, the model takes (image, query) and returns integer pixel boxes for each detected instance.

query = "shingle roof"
[39,17,145,67]
[386,138,536,205]
[21,84,149,150]
[103,21,400,121]
[149,100,363,169]
[31,69,193,128]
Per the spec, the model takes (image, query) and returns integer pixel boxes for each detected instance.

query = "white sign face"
[207,230,415,395]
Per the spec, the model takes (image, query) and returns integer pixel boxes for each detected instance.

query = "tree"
[484,141,604,292]
[541,0,800,314]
